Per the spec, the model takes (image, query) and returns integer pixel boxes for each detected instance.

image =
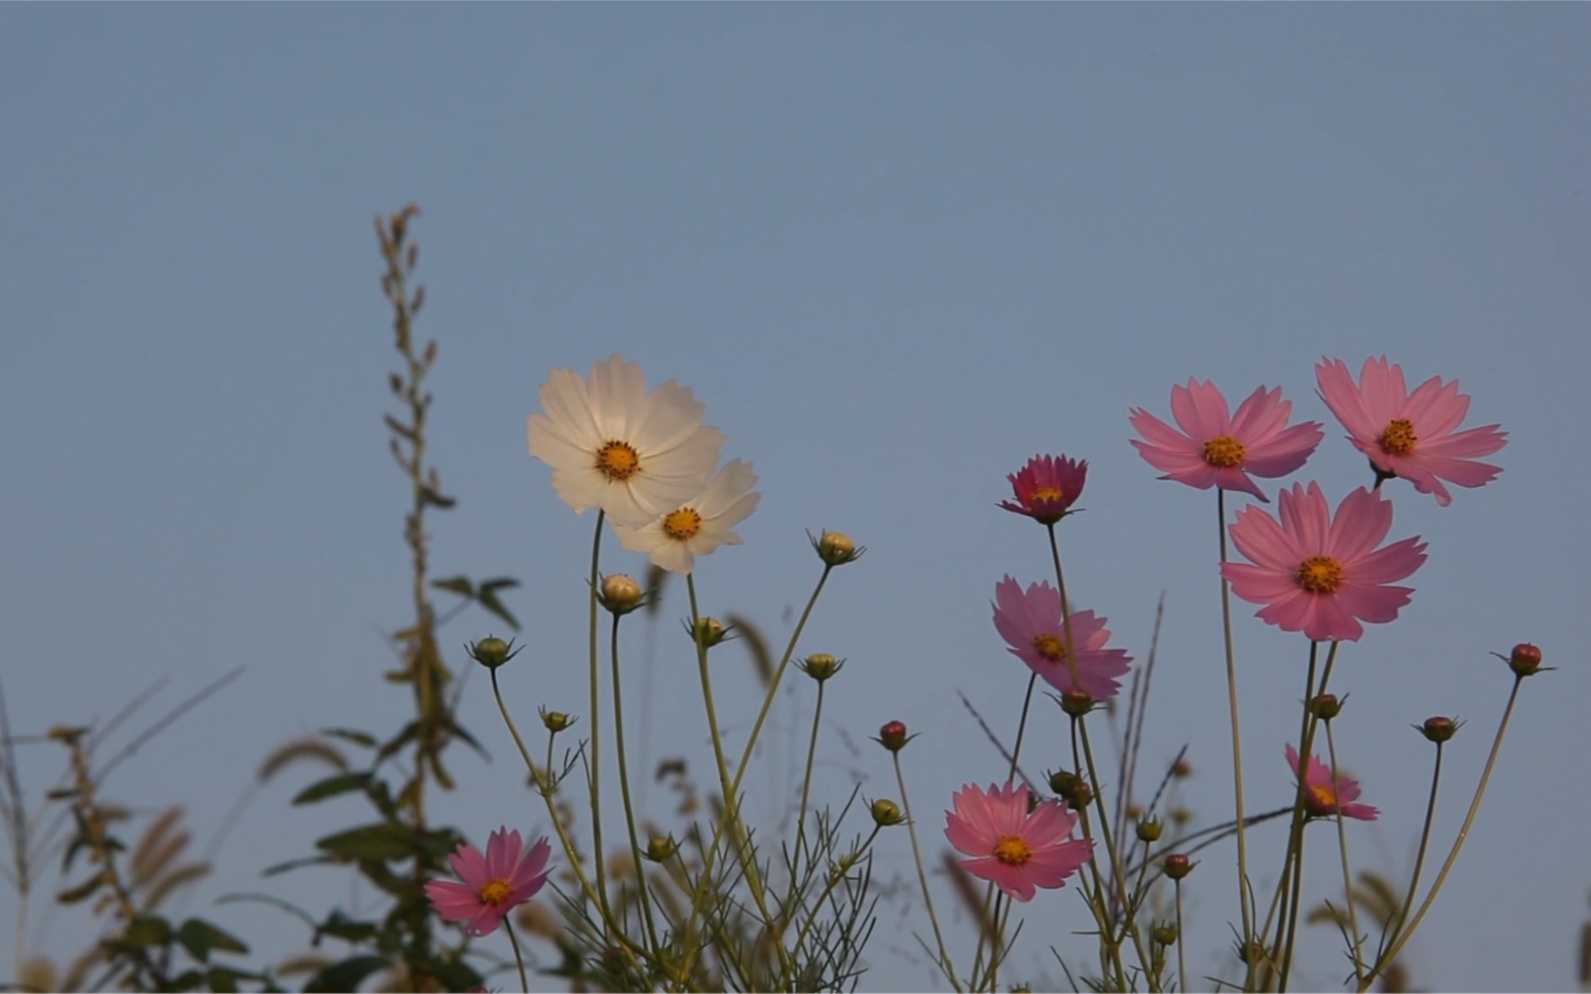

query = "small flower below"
[999,454,1088,524]
[1285,745,1378,821]
[425,828,554,937]
[1315,357,1507,507]
[1130,379,1322,501]
[944,782,1093,902]
[613,460,760,574]
[1221,482,1427,643]
[992,576,1132,701]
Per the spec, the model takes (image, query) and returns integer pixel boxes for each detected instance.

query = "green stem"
[895,752,961,992]
[793,680,826,878]
[1371,738,1444,977]
[1216,489,1256,961]
[1325,722,1365,988]
[586,513,612,937]
[1174,878,1188,994]
[503,916,530,994]
[609,613,661,953]
[1276,642,1339,992]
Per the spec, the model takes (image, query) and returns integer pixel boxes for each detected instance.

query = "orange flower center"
[1295,555,1345,594]
[1031,486,1065,502]
[1201,435,1247,468]
[663,507,703,540]
[595,440,641,481]
[1033,632,1068,662]
[478,877,513,906]
[993,835,1032,866]
[1308,783,1337,811]
[1377,418,1418,457]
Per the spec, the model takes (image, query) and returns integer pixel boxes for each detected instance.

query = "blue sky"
[3,6,1588,991]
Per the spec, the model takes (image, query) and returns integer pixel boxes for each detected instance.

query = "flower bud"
[1309,693,1342,720]
[684,616,732,648]
[1508,642,1543,676]
[1047,770,1092,810]
[1163,853,1194,881]
[1060,687,1094,718]
[644,836,679,863]
[870,798,904,826]
[467,636,520,670]
[810,529,865,567]
[599,573,645,615]
[877,720,910,752]
[1136,817,1164,843]
[798,653,844,682]
[539,707,575,733]
[1170,806,1192,826]
[1171,759,1193,779]
[1418,715,1459,743]
[1152,923,1179,946]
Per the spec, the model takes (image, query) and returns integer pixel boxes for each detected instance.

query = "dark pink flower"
[1286,745,1378,821]
[999,454,1088,524]
[425,828,553,937]
[1221,483,1427,643]
[1130,379,1323,501]
[1315,357,1506,507]
[992,576,1132,701]
[944,782,1093,902]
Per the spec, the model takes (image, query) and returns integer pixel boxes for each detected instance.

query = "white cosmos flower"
[527,355,725,525]
[613,460,760,574]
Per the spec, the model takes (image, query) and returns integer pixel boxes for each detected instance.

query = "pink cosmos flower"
[1222,482,1427,642]
[1286,744,1378,821]
[992,576,1131,701]
[1315,357,1506,507]
[1130,379,1323,502]
[425,828,553,937]
[944,781,1093,902]
[999,454,1088,524]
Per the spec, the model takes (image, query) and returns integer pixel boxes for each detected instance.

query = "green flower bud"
[870,798,904,826]
[810,529,865,567]
[467,636,520,670]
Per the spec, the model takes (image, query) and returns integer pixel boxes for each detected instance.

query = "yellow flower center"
[1031,486,1065,502]
[595,440,641,481]
[993,835,1032,866]
[1309,783,1337,810]
[1201,434,1247,468]
[1295,555,1345,594]
[1377,418,1418,457]
[663,507,703,540]
[478,877,513,906]
[1033,632,1068,662]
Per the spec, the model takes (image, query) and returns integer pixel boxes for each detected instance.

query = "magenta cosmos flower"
[425,828,553,937]
[1130,379,1323,502]
[945,782,1093,902]
[999,454,1088,524]
[1286,745,1378,821]
[1222,483,1427,642]
[1315,357,1507,507]
[992,576,1131,701]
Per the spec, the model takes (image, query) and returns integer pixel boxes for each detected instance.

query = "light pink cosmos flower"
[1222,482,1427,643]
[999,454,1088,524]
[1315,357,1506,507]
[992,576,1131,701]
[1286,744,1378,821]
[944,781,1093,902]
[425,828,553,937]
[1130,379,1323,502]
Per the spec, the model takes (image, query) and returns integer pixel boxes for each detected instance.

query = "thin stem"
[1325,722,1365,988]
[1216,489,1256,957]
[1364,677,1525,989]
[1372,739,1444,974]
[1174,878,1188,994]
[793,680,826,876]
[503,917,530,994]
[1079,716,1155,990]
[609,613,661,952]
[894,752,960,992]
[1007,674,1039,781]
[586,513,612,937]
[972,672,1039,986]
[1277,642,1340,992]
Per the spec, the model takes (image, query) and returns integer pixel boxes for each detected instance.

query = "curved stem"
[586,513,612,937]
[1371,739,1444,976]
[503,916,530,994]
[894,752,961,991]
[1216,489,1256,957]
[609,613,661,952]
[793,681,826,877]
[1325,722,1365,988]
[1174,878,1188,994]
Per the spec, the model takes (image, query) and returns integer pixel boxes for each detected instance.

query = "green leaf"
[303,955,390,993]
[478,577,520,593]
[314,910,378,944]
[319,727,377,749]
[431,958,485,992]
[476,588,520,630]
[375,721,420,763]
[104,914,172,952]
[206,966,240,993]
[316,824,413,861]
[419,486,455,508]
[176,918,249,963]
[431,575,474,596]
[291,771,374,806]
[261,854,335,877]
[57,873,105,905]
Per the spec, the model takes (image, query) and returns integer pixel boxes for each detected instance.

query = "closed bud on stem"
[1418,715,1460,743]
[876,720,910,752]
[870,798,904,826]
[644,836,679,863]
[1309,693,1342,720]
[797,653,844,682]
[1136,816,1164,842]
[467,636,520,670]
[1505,642,1544,676]
[1163,853,1194,880]
[1153,922,1179,946]
[598,573,645,615]
[1060,687,1094,718]
[1047,770,1093,810]
[684,616,732,648]
[810,529,865,567]
[1171,759,1193,779]
[539,707,575,733]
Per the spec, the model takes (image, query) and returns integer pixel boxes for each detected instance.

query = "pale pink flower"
[425,828,553,937]
[944,782,1093,902]
[1286,744,1378,821]
[1222,482,1427,642]
[992,576,1131,701]
[1315,357,1506,507]
[999,454,1088,524]
[1130,379,1323,501]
